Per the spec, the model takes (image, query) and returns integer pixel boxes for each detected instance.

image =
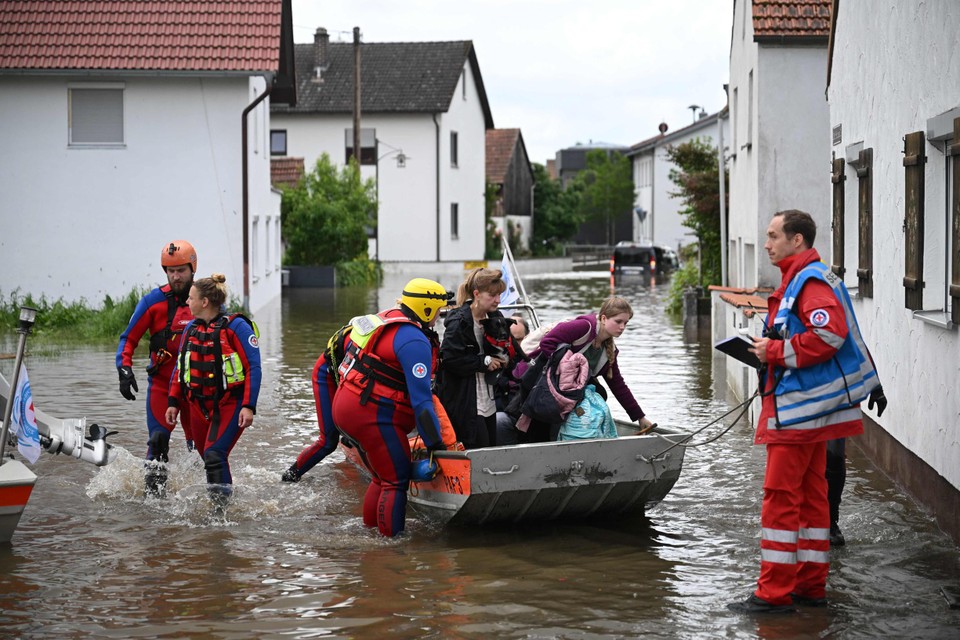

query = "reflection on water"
[1,272,958,639]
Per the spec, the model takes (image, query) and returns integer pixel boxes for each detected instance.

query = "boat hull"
[342,424,688,526]
[0,459,37,544]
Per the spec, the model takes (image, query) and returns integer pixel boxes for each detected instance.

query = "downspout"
[241,74,274,313]
[433,113,441,261]
[717,110,728,287]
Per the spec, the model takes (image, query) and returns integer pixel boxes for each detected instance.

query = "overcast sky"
[290,0,732,165]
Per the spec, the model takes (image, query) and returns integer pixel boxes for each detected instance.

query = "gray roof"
[273,40,493,127]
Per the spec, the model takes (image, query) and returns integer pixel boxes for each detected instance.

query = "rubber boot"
[281,464,301,483]
[145,430,171,498]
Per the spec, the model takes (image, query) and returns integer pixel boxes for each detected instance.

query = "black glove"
[118,366,138,401]
[426,440,446,454]
[867,386,887,417]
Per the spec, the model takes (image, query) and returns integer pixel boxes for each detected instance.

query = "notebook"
[714,336,762,369]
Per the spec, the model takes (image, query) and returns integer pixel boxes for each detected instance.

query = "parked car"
[610,242,680,275]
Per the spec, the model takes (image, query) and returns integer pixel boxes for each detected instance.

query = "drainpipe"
[241,74,274,312]
[717,109,728,287]
[433,113,441,261]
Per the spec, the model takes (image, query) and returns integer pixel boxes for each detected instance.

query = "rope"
[645,388,760,459]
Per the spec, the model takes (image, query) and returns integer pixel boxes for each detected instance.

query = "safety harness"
[147,286,187,377]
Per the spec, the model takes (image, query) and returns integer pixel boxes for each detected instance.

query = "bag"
[519,321,556,356]
[559,384,618,441]
[520,344,586,425]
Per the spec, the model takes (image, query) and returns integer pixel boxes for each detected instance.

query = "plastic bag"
[558,384,618,441]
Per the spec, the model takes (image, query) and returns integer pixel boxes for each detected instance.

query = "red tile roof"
[0,1,283,72]
[486,129,520,183]
[752,0,831,39]
[270,157,304,188]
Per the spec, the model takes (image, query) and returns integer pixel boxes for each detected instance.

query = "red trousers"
[331,388,414,537]
[756,441,830,605]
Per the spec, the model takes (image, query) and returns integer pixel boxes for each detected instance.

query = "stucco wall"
[828,0,960,490]
[0,75,280,314]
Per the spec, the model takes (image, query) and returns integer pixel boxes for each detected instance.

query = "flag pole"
[0,306,37,464]
[499,234,540,329]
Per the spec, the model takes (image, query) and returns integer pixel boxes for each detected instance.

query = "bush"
[336,258,383,287]
[665,250,702,316]
[0,288,145,342]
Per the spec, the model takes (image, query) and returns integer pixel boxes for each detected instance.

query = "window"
[450,203,459,239]
[462,69,467,100]
[270,130,287,156]
[68,84,124,146]
[451,131,459,167]
[914,111,960,328]
[252,216,261,283]
[345,127,376,165]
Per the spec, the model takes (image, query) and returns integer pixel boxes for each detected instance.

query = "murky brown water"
[1,272,958,639]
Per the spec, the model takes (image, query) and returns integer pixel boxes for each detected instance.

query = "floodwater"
[1,272,958,639]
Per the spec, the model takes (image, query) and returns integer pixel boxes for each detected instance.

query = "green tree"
[530,163,583,256]
[666,138,727,287]
[574,149,635,246]
[281,154,376,266]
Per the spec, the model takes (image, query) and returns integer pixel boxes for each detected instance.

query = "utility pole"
[353,27,361,165]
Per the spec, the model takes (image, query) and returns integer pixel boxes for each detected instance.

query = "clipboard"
[714,336,762,369]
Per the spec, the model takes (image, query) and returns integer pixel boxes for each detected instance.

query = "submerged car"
[610,242,680,275]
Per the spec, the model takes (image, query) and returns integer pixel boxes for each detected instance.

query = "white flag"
[499,253,520,306]
[11,365,42,464]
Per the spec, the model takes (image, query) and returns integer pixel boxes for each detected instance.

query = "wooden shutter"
[856,149,873,297]
[831,157,845,277]
[903,131,926,311]
[950,117,960,324]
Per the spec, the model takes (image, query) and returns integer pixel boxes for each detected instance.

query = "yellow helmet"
[401,278,448,324]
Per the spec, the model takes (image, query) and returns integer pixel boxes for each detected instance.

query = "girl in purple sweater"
[522,296,655,442]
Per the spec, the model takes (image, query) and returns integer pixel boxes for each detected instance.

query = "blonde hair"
[455,267,506,306]
[193,273,228,308]
[597,296,633,379]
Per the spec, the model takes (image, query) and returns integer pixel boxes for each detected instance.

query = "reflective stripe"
[797,549,830,563]
[762,528,799,544]
[783,340,798,368]
[813,327,846,349]
[768,406,862,432]
[800,527,830,541]
[761,549,797,564]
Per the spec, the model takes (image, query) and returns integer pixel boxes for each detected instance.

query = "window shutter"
[903,131,926,311]
[856,148,874,297]
[950,117,960,324]
[831,157,845,277]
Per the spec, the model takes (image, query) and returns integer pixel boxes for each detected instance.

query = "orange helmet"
[161,240,197,273]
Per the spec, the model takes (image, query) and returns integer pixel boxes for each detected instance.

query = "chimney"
[313,27,329,81]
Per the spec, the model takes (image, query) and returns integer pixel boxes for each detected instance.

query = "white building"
[271,29,494,264]
[0,1,295,315]
[627,111,728,252]
[726,0,831,289]
[827,0,960,543]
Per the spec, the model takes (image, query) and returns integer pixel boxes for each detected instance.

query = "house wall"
[438,60,487,262]
[756,45,831,288]
[727,0,761,288]
[651,119,728,253]
[272,62,486,264]
[0,75,280,315]
[828,0,960,516]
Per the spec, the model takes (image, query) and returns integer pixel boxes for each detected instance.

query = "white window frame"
[68,82,125,147]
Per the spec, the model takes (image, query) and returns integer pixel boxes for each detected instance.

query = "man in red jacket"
[729,210,884,614]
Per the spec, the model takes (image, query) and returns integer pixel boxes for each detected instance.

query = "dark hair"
[774,209,817,248]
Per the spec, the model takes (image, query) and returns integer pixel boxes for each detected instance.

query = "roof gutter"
[241,73,274,312]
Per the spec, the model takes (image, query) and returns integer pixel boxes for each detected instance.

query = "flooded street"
[1,272,958,639]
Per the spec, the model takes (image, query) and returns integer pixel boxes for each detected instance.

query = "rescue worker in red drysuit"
[280,343,458,483]
[165,273,262,504]
[729,210,885,614]
[330,278,449,537]
[116,240,197,496]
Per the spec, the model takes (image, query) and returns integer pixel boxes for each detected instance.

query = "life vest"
[147,285,191,376]
[338,309,437,406]
[178,313,258,403]
[766,262,880,430]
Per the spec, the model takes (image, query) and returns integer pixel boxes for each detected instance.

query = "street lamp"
[0,306,38,463]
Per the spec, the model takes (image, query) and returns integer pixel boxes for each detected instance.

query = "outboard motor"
[41,418,119,467]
